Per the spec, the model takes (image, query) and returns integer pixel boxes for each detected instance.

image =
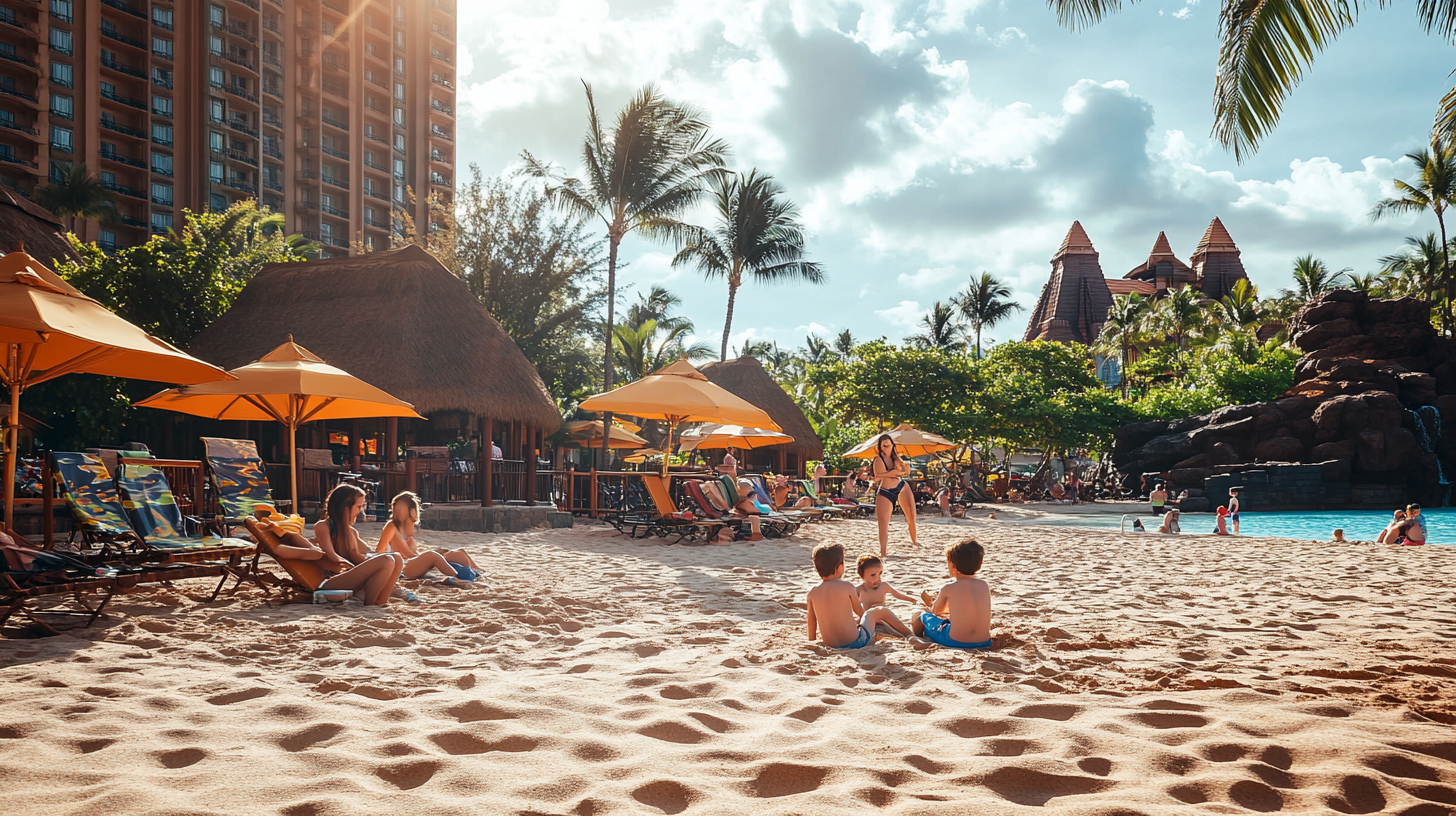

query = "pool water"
[1024,508,1453,544]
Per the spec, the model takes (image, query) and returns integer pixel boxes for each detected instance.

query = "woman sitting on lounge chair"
[260,484,404,605]
[770,474,815,511]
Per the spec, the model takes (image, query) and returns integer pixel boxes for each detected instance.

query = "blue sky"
[454,0,1454,352]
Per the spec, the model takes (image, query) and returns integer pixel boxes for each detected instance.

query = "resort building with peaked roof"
[1024,218,1250,345]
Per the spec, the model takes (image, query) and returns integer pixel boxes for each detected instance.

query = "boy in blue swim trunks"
[806,543,914,649]
[912,538,993,650]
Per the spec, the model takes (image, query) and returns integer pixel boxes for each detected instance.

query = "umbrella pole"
[288,401,299,515]
[3,366,17,531]
[663,420,676,479]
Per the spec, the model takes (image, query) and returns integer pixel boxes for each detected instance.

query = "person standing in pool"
[1228,487,1242,536]
[1150,483,1168,516]
[871,434,918,558]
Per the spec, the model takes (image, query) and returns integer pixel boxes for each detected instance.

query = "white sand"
[2,517,1455,814]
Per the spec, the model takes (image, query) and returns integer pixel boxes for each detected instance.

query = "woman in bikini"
[870,434,918,558]
[261,484,404,605]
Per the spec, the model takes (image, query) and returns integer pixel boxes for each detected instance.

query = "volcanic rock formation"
[1111,290,1450,511]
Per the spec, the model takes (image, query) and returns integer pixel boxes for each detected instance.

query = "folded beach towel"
[253,505,306,536]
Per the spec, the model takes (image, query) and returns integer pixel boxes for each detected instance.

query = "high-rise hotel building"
[0,0,457,256]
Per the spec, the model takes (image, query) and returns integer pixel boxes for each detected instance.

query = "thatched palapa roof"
[0,186,77,267]
[187,244,560,427]
[698,356,824,460]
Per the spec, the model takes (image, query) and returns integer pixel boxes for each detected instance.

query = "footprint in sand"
[981,766,1112,806]
[1324,775,1387,814]
[1009,703,1081,722]
[743,762,830,798]
[205,687,272,706]
[938,717,1011,738]
[374,759,441,790]
[786,705,827,724]
[637,720,712,745]
[154,748,207,769]
[445,700,518,723]
[1227,779,1284,812]
[277,723,346,753]
[631,780,697,814]
[428,731,539,756]
[1128,711,1211,730]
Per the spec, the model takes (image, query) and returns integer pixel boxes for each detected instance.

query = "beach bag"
[0,539,106,576]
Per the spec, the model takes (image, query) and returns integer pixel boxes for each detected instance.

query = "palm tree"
[906,301,967,352]
[1050,2,1456,160]
[1151,287,1203,375]
[612,319,714,382]
[1373,141,1456,333]
[523,83,728,462]
[1380,233,1447,302]
[1212,278,1263,331]
[833,329,856,357]
[1283,255,1349,302]
[672,169,824,360]
[954,271,1023,358]
[1094,292,1150,398]
[802,334,833,365]
[33,163,116,232]
[625,285,691,332]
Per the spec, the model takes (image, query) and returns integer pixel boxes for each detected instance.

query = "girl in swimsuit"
[265,484,405,605]
[378,491,484,586]
[870,434,918,557]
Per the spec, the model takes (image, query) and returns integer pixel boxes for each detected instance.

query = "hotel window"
[151,152,172,177]
[394,134,405,151]
[210,99,225,123]
[49,126,72,153]
[152,38,172,60]
[393,107,404,126]
[151,212,172,231]
[151,124,173,146]
[395,31,405,48]
[50,94,73,120]
[0,110,12,129]
[209,131,224,152]
[210,67,225,88]
[49,0,73,24]
[152,7,173,30]
[98,229,115,248]
[49,28,72,55]
[152,67,172,88]
[151,182,173,206]
[210,35,224,56]
[100,171,116,187]
[209,162,223,183]
[394,57,404,74]
[50,62,73,88]
[209,4,225,27]
[393,158,405,178]
[394,82,405,101]
[152,95,172,118]
[210,193,226,210]
[393,183,404,202]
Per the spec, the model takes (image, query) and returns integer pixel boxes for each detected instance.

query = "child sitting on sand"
[913,539,992,650]
[377,491,483,587]
[855,554,918,609]
[1214,506,1229,536]
[806,543,914,649]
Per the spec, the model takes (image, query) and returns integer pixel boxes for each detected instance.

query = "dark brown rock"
[1273,396,1313,418]
[1312,398,1346,443]
[1340,395,1371,438]
[1363,391,1405,430]
[1311,441,1354,461]
[1254,436,1305,462]
[1294,318,1360,352]
[1209,442,1241,466]
[1356,430,1388,472]
[1317,457,1352,483]
[1365,297,1429,325]
[1168,468,1212,489]
[1434,363,1456,396]
[1299,299,1358,324]
[1288,417,1317,449]
[1398,372,1438,408]
[1254,406,1285,430]
[1172,453,1207,469]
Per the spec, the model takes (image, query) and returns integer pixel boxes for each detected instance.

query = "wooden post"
[590,468,598,518]
[778,447,786,476]
[481,416,494,508]
[406,454,417,494]
[524,424,537,504]
[42,454,53,548]
[194,461,205,521]
[386,417,398,462]
[564,467,573,511]
[351,419,362,471]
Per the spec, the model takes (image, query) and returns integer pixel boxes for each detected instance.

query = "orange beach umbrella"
[677,423,794,452]
[562,420,650,449]
[579,359,779,476]
[136,338,422,507]
[0,250,234,528]
[844,423,957,459]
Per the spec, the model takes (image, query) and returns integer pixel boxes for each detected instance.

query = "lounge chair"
[711,477,799,538]
[797,480,857,517]
[748,476,823,523]
[50,451,144,558]
[115,461,257,596]
[240,517,326,599]
[682,480,751,538]
[633,475,726,543]
[202,437,285,530]
[0,530,120,635]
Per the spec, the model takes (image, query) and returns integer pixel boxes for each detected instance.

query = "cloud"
[875,300,925,330]
[897,265,961,290]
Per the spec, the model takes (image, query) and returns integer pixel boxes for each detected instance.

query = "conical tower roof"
[1052,221,1098,259]
[1125,230,1192,279]
[1192,217,1238,257]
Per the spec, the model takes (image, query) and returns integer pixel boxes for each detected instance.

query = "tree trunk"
[975,324,982,359]
[1120,339,1130,399]
[720,274,740,361]
[600,236,619,470]
[1439,210,1452,336]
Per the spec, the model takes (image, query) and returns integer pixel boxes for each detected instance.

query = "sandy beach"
[2,517,1455,814]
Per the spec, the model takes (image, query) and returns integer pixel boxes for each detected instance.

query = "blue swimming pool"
[1025,508,1454,544]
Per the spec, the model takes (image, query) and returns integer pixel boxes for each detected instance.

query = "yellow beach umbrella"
[844,423,958,459]
[579,359,779,476]
[678,423,794,452]
[136,338,423,506]
[562,419,649,449]
[0,250,234,527]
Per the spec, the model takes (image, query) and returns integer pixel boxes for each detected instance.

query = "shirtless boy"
[806,543,913,649]
[855,554,918,609]
[913,539,993,650]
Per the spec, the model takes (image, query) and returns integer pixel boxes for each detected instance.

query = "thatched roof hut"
[188,244,559,428]
[699,356,824,471]
[0,186,77,267]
